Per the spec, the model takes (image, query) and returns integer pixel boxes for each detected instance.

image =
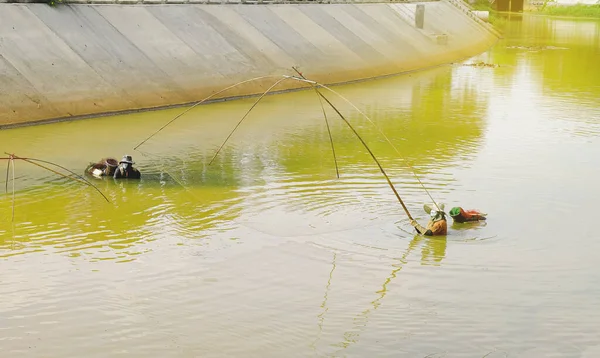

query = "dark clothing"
[113,164,141,179]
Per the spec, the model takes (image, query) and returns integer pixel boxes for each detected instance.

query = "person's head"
[449,207,462,219]
[424,203,446,223]
[119,155,135,169]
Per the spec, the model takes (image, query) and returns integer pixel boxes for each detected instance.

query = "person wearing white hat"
[410,203,447,236]
[113,155,141,179]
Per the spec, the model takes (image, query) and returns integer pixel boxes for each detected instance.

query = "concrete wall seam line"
[87,5,190,102]
[200,6,296,68]
[269,6,364,66]
[27,5,138,107]
[298,5,384,63]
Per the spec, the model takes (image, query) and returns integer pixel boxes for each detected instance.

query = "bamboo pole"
[313,89,414,221]
[292,73,441,212]
[287,71,414,220]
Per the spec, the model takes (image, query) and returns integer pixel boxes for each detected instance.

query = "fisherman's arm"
[410,220,433,236]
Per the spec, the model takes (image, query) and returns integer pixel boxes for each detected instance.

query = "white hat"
[119,155,135,164]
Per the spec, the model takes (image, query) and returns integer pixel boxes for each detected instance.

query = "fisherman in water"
[410,203,447,236]
[113,155,141,179]
[410,203,487,236]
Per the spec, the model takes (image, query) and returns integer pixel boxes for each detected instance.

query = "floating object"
[506,45,569,51]
[85,157,118,178]
[449,207,487,223]
[461,61,499,68]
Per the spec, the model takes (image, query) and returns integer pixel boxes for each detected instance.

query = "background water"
[1,14,599,358]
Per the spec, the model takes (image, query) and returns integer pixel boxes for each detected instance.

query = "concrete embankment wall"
[0,1,498,127]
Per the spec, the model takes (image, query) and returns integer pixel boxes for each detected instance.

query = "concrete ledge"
[0,1,498,127]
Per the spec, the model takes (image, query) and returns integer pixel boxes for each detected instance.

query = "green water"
[1,15,599,357]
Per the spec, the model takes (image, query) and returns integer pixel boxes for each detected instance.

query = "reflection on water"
[1,14,600,358]
[328,233,447,354]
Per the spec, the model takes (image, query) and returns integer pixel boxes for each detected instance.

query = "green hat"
[449,207,462,217]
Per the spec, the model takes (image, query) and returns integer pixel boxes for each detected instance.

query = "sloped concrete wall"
[0,1,498,126]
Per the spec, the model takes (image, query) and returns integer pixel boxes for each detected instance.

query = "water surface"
[1,14,600,358]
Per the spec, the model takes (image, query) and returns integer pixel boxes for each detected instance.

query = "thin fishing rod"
[26,158,96,187]
[5,157,10,193]
[290,69,441,212]
[11,157,15,221]
[295,83,414,220]
[22,158,109,203]
[304,72,339,179]
[209,76,290,165]
[24,158,110,203]
[134,75,280,151]
[292,67,340,179]
[286,73,414,219]
[321,94,413,220]
[207,75,341,177]
[5,154,94,189]
[5,153,110,203]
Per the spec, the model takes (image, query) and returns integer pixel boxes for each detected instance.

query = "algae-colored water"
[1,15,599,357]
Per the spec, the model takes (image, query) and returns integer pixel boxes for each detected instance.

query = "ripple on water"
[235,168,457,221]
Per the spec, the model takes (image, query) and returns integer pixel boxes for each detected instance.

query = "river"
[1,14,599,358]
